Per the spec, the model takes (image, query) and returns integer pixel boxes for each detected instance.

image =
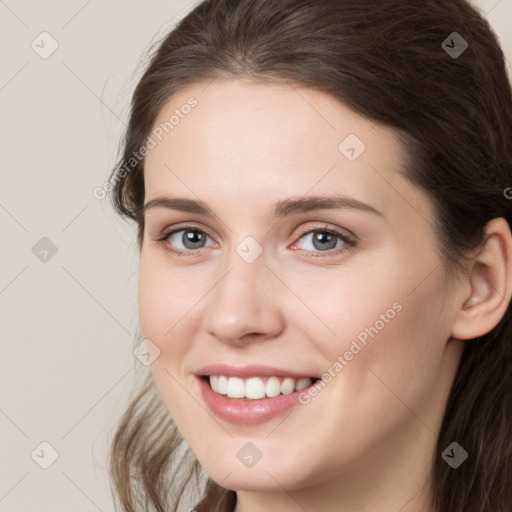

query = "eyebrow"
[142,195,383,218]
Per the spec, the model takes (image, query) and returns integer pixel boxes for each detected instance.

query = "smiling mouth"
[203,375,320,400]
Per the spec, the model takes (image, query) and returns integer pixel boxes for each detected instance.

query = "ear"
[451,217,512,340]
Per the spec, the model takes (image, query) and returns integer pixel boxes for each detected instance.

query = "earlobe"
[451,217,512,340]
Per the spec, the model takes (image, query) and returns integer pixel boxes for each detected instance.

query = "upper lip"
[196,364,319,379]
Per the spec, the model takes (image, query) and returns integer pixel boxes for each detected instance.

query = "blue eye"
[296,230,343,251]
[291,226,356,257]
[161,227,214,254]
[156,224,356,258]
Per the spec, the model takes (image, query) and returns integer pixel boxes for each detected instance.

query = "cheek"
[137,255,206,402]
[137,255,198,346]
[285,264,407,355]
[325,253,449,360]
[319,268,451,431]
[306,259,451,402]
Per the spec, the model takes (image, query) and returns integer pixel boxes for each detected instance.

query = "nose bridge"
[217,233,268,302]
[202,242,284,343]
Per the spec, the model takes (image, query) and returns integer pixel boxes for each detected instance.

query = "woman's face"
[139,79,464,493]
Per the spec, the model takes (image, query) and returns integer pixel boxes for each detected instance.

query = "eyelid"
[293,223,357,243]
[155,221,212,237]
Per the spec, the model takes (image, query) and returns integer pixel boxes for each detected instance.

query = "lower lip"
[198,377,314,425]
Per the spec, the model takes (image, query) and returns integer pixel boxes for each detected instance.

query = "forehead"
[143,79,432,224]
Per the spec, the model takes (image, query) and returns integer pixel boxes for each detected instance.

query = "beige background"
[0,1,511,511]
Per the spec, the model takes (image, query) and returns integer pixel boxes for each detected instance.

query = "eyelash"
[154,223,357,258]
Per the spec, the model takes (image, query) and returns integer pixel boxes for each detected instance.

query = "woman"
[107,0,512,511]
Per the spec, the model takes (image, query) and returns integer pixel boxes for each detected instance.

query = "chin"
[205,465,296,492]
[195,444,317,493]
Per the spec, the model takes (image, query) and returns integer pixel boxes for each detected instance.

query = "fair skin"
[138,79,512,512]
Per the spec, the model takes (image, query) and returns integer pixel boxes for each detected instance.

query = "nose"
[201,252,286,346]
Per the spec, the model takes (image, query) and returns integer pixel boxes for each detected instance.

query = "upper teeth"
[209,375,313,399]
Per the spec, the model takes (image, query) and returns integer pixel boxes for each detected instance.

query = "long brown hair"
[107,1,512,510]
